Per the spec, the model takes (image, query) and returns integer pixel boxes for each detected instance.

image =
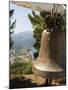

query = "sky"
[10,3,40,34]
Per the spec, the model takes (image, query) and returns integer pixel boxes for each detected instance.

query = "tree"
[28,11,45,58]
[9,9,16,49]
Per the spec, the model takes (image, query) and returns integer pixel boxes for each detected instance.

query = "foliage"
[28,11,45,58]
[40,8,66,32]
[10,59,33,76]
[28,5,66,58]
[9,9,16,49]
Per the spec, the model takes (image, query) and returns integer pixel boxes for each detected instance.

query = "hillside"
[12,31,35,53]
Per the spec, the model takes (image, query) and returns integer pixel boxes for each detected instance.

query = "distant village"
[9,48,35,64]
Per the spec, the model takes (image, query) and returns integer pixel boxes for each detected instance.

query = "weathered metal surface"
[32,30,65,79]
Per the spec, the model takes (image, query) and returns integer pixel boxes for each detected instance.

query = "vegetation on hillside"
[10,59,33,76]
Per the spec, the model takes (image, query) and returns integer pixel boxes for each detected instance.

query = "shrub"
[10,60,33,76]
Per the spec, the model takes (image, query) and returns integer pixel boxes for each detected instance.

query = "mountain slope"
[12,31,35,52]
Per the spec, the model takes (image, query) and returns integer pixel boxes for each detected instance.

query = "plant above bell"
[40,4,66,32]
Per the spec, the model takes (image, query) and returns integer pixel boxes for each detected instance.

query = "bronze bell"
[32,30,65,79]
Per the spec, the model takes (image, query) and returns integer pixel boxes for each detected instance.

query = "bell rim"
[32,65,65,79]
